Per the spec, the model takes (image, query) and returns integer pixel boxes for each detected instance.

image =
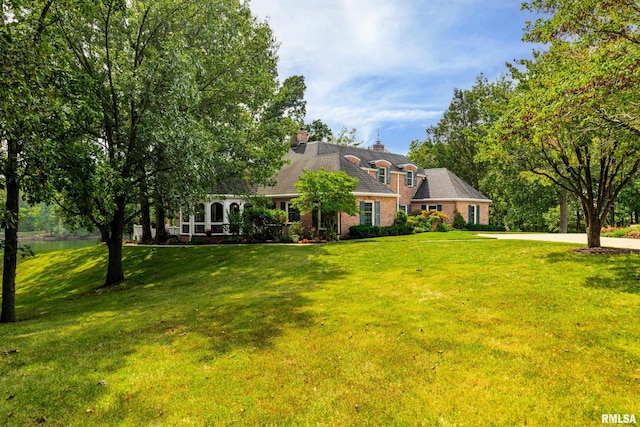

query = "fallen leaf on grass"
[97,380,107,386]
[6,395,15,401]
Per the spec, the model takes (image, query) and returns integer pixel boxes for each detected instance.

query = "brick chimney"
[290,128,309,148]
[297,128,308,143]
[372,140,385,152]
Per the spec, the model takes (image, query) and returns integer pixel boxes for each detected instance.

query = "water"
[21,239,101,253]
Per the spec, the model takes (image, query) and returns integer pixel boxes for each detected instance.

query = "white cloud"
[249,0,535,150]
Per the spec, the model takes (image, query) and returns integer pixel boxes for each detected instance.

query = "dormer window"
[405,170,417,187]
[377,167,390,184]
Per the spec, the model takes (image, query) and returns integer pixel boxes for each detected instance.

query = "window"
[288,206,300,222]
[405,170,417,186]
[180,211,190,234]
[468,205,481,224]
[193,203,205,233]
[399,205,408,214]
[280,201,300,223]
[377,167,390,184]
[211,203,223,223]
[360,201,381,226]
[194,203,205,223]
[230,203,240,214]
[428,205,442,212]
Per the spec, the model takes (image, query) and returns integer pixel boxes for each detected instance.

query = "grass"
[1,232,639,425]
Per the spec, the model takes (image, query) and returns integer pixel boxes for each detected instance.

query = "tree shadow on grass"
[1,244,345,424]
[544,249,640,294]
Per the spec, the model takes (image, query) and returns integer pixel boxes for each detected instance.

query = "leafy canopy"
[291,169,359,217]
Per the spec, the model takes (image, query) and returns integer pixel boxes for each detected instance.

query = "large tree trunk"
[559,191,568,233]
[140,192,152,242]
[586,218,601,248]
[583,202,601,248]
[154,195,166,244]
[1,139,19,323]
[104,202,126,286]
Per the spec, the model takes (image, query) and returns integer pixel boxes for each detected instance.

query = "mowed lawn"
[0,232,638,425]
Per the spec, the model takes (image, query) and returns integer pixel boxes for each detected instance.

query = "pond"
[21,239,101,254]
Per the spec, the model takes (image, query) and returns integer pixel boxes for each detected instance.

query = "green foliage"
[288,221,304,237]
[409,210,449,231]
[305,119,334,142]
[333,126,362,147]
[36,0,301,284]
[453,210,466,230]
[188,236,208,245]
[227,209,243,237]
[348,223,414,239]
[409,74,512,190]
[394,210,408,225]
[435,222,449,232]
[241,207,287,242]
[464,223,507,232]
[291,169,359,241]
[484,0,640,247]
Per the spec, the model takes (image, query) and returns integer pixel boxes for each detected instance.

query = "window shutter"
[375,201,381,226]
[360,201,366,225]
[413,173,417,187]
[476,205,481,224]
[386,168,391,184]
[280,202,286,211]
[376,168,381,182]
[405,172,409,186]
[468,205,473,224]
[437,205,442,212]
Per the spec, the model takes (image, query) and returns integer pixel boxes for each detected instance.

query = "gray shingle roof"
[256,142,396,196]
[413,168,490,201]
[316,143,425,174]
[256,143,489,202]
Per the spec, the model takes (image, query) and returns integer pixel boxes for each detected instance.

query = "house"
[178,130,491,239]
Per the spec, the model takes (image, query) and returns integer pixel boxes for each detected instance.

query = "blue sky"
[249,0,539,155]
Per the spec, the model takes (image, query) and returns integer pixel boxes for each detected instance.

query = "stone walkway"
[477,233,640,250]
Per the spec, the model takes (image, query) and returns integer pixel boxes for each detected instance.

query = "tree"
[1,0,57,322]
[488,42,640,247]
[45,0,296,285]
[333,126,362,147]
[485,0,640,247]
[290,169,359,240]
[306,119,334,142]
[408,75,512,190]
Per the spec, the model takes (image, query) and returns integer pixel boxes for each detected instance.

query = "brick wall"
[410,201,490,225]
[364,169,420,207]
[340,196,397,236]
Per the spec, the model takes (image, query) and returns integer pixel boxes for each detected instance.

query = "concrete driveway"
[476,233,640,250]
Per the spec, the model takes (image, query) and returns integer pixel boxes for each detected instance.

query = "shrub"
[453,211,466,230]
[288,221,304,237]
[228,210,242,236]
[189,236,208,245]
[349,223,414,239]
[435,222,449,232]
[394,210,408,225]
[465,223,507,232]
[409,210,449,231]
[242,207,287,242]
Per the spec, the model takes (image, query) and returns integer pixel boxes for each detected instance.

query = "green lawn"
[1,233,638,425]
